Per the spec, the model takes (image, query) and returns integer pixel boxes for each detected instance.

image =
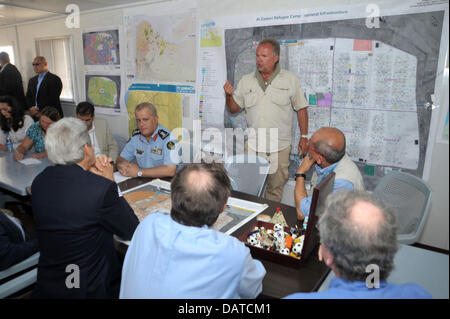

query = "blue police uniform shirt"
[120,124,181,169]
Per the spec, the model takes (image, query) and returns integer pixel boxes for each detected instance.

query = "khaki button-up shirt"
[233,69,308,152]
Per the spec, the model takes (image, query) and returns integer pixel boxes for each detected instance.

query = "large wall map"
[224,11,444,189]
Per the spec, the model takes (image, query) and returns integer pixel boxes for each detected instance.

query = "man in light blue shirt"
[120,162,266,299]
[117,102,181,178]
[285,190,431,299]
[294,127,365,220]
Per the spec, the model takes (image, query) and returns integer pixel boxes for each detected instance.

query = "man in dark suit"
[25,56,64,118]
[31,117,139,299]
[0,52,27,111]
[0,208,38,271]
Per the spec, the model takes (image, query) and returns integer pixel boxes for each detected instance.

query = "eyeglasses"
[32,63,41,66]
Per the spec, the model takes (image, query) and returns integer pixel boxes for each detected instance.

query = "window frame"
[34,35,77,103]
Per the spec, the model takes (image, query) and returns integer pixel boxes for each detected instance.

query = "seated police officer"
[116,102,181,178]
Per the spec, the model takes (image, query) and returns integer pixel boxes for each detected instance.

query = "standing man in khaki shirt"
[224,38,309,202]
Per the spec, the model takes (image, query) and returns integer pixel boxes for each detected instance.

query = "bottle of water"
[5,132,13,152]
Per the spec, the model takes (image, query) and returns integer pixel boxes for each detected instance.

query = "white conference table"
[0,151,52,196]
[318,244,449,299]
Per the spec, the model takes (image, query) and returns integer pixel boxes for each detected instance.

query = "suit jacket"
[0,210,38,271]
[31,164,139,299]
[94,118,119,161]
[0,63,27,110]
[26,71,64,117]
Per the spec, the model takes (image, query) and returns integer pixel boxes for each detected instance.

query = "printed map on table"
[123,185,171,222]
[83,30,120,65]
[122,183,266,234]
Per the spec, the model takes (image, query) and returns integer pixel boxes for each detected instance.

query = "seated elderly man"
[120,162,266,299]
[285,190,431,299]
[116,102,181,178]
[294,127,365,220]
[31,117,139,299]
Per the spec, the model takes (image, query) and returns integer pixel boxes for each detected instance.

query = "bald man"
[294,127,364,220]
[0,52,27,110]
[120,162,265,298]
[285,190,431,299]
[25,56,63,118]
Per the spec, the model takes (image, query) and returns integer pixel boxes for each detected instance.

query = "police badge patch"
[167,141,175,150]
[158,129,169,140]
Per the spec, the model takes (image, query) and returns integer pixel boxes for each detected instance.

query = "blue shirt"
[120,124,181,169]
[25,122,46,153]
[36,71,48,108]
[284,277,432,299]
[120,213,266,299]
[300,163,354,217]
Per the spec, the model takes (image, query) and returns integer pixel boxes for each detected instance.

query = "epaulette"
[158,129,169,140]
[128,129,141,142]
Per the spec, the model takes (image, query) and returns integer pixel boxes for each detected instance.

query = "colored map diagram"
[134,13,196,82]
[226,30,421,169]
[200,27,223,47]
[83,30,120,65]
[123,184,260,234]
[126,89,182,137]
[123,186,172,222]
[85,75,120,109]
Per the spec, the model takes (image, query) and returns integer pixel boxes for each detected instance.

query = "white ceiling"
[0,0,153,26]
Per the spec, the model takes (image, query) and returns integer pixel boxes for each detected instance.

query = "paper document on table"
[215,197,269,235]
[114,171,130,184]
[19,158,42,165]
[120,179,171,196]
[114,171,131,197]
[148,178,171,191]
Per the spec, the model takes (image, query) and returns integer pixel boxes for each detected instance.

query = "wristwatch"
[300,135,308,139]
[295,173,306,181]
[137,168,143,177]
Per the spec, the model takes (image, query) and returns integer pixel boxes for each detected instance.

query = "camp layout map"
[122,183,267,234]
[123,185,171,222]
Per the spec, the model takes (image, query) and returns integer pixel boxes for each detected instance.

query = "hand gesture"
[223,80,234,96]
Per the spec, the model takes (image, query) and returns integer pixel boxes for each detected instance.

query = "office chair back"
[0,252,39,298]
[224,154,270,197]
[373,170,432,245]
[114,134,128,153]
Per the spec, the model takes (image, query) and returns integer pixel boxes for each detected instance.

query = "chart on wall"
[125,12,196,83]
[85,75,121,111]
[82,29,120,65]
[123,1,197,137]
[82,27,125,115]
[198,0,448,188]
[125,83,195,137]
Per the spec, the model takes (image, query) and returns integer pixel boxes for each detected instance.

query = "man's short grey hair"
[0,52,10,63]
[312,138,346,164]
[318,190,398,282]
[259,38,280,57]
[45,117,91,165]
[135,102,157,117]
